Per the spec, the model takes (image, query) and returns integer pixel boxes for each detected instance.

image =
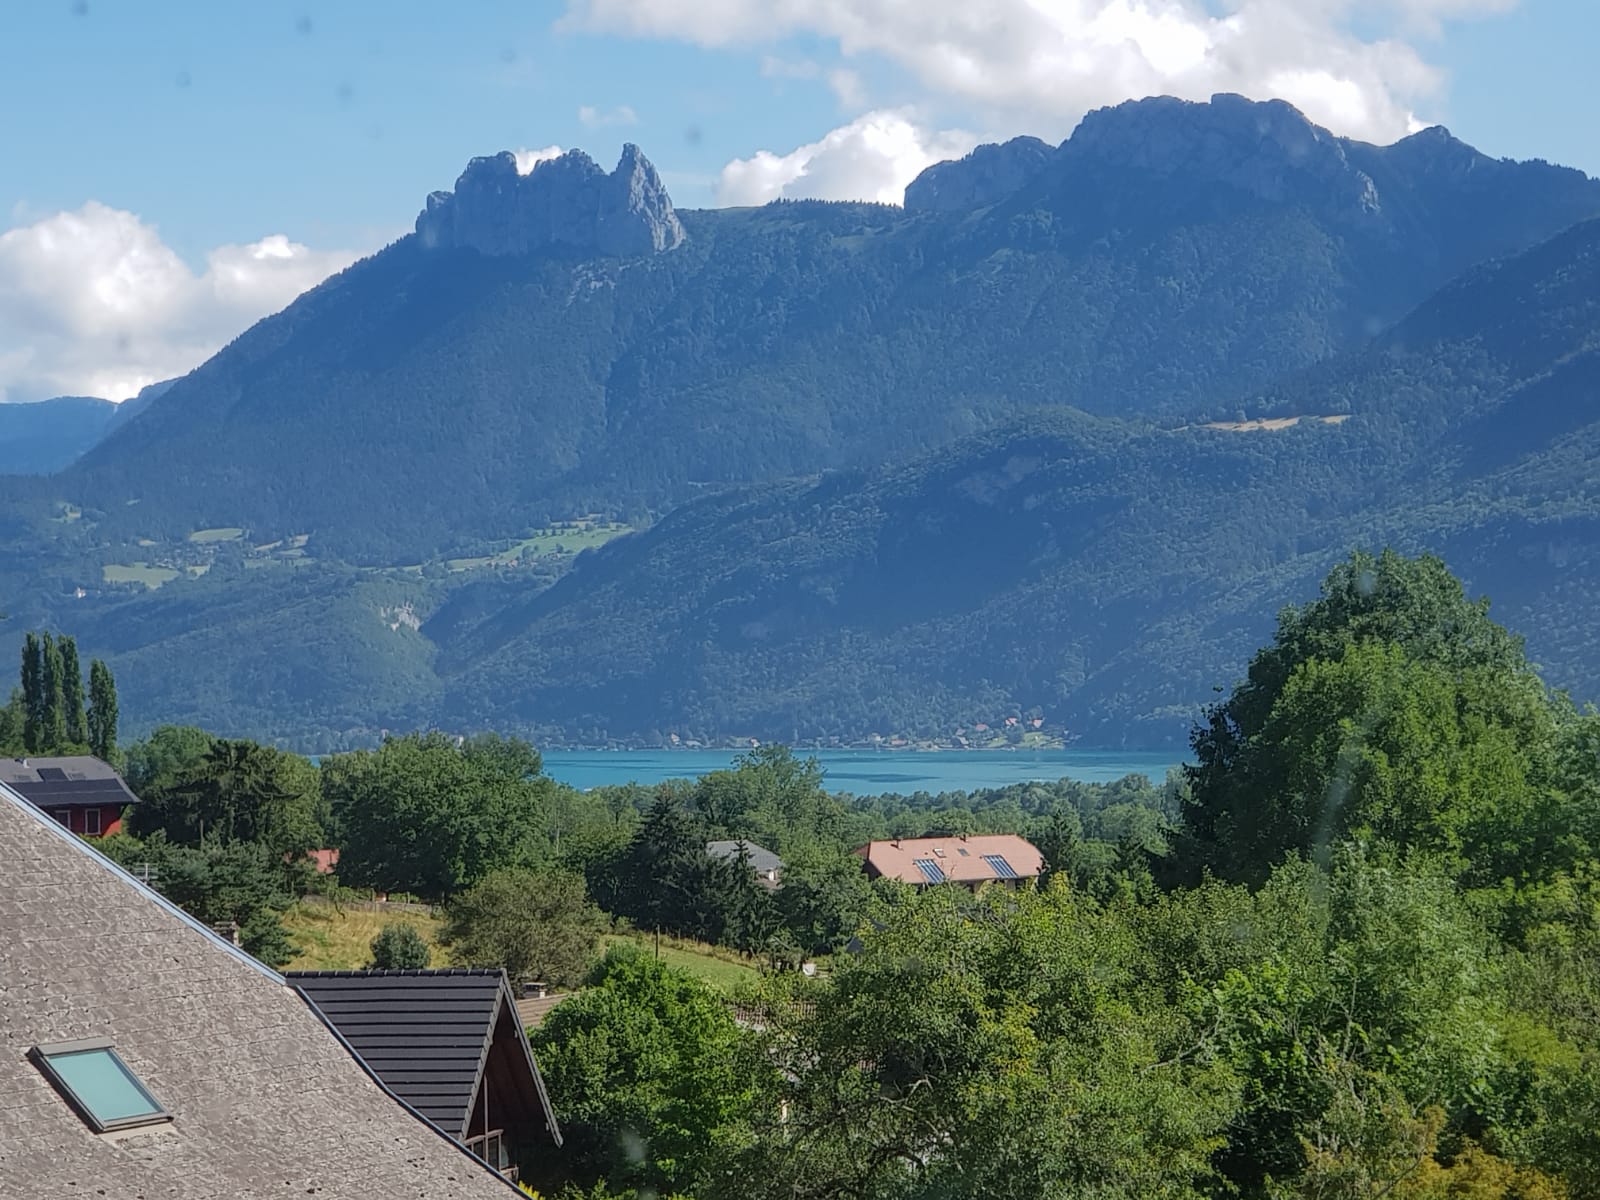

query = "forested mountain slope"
[0,395,117,474]
[434,217,1600,745]
[33,94,1599,562]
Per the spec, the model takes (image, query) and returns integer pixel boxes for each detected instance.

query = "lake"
[539,748,1182,795]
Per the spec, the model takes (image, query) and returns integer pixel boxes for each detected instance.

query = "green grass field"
[447,522,633,571]
[281,904,445,971]
[187,526,245,543]
[601,932,760,990]
[102,563,180,589]
[277,902,758,989]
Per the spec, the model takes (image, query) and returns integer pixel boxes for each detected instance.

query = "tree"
[132,739,324,861]
[96,832,297,968]
[527,946,761,1197]
[369,922,432,969]
[87,659,118,762]
[19,632,42,752]
[771,843,872,955]
[0,687,24,756]
[438,868,604,988]
[460,732,543,780]
[732,883,1238,1200]
[605,790,718,941]
[1183,550,1556,886]
[59,635,86,747]
[124,725,217,797]
[40,633,67,752]
[324,732,551,900]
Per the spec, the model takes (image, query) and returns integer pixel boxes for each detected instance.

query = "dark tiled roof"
[0,784,518,1199]
[706,839,784,876]
[0,754,140,810]
[288,969,560,1143]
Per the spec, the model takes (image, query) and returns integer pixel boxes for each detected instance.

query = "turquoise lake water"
[539,748,1182,795]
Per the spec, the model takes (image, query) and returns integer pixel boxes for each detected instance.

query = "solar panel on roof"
[981,854,1019,879]
[913,858,946,884]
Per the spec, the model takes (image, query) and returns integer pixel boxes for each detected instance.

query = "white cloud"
[513,145,567,174]
[0,203,356,403]
[578,104,640,128]
[564,0,1522,145]
[717,109,977,206]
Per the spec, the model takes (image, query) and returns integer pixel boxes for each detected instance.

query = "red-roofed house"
[852,834,1044,891]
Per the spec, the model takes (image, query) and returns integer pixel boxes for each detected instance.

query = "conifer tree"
[60,635,86,747]
[88,659,119,762]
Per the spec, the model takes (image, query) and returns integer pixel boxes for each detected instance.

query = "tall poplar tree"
[19,632,43,753]
[41,633,67,752]
[60,635,86,747]
[87,659,119,762]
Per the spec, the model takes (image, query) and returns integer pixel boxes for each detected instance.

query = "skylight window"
[30,1039,170,1132]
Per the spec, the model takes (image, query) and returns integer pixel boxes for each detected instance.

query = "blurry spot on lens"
[295,15,313,35]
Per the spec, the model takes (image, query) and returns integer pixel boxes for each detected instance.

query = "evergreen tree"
[87,659,119,762]
[40,633,67,752]
[19,632,42,753]
[59,635,86,747]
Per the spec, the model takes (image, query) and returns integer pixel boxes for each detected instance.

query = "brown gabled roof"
[852,833,1045,886]
[0,782,519,1199]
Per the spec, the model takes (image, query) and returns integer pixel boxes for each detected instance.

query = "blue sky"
[1,0,1595,402]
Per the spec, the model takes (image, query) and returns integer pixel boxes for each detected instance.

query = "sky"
[1,0,1595,404]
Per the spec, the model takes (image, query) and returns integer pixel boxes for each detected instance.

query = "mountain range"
[4,93,1600,748]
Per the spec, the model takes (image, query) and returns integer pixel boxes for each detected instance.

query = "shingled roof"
[288,970,561,1145]
[0,754,139,810]
[0,782,519,1198]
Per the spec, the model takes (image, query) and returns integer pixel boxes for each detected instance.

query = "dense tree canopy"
[323,731,553,900]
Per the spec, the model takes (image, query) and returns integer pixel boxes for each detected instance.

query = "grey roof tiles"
[0,782,518,1199]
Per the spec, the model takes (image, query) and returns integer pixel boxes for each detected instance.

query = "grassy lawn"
[188,526,245,543]
[276,903,758,990]
[102,562,180,589]
[602,932,760,990]
[447,522,634,572]
[281,903,445,971]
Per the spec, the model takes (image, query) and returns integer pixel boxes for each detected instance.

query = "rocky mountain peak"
[1062,93,1381,218]
[416,144,686,258]
[904,136,1057,212]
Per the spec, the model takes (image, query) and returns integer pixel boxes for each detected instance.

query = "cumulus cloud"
[717,109,976,206]
[0,203,356,403]
[565,0,1520,145]
[513,145,567,174]
[578,104,639,128]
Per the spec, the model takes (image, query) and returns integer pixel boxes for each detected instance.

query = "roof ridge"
[285,967,504,977]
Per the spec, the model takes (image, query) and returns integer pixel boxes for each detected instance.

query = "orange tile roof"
[852,834,1044,885]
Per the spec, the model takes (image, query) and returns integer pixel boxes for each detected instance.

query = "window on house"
[956,848,970,856]
[83,808,102,836]
[30,1039,170,1132]
[50,809,71,829]
[465,1128,513,1177]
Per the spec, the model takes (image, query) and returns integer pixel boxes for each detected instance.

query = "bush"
[369,922,431,969]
